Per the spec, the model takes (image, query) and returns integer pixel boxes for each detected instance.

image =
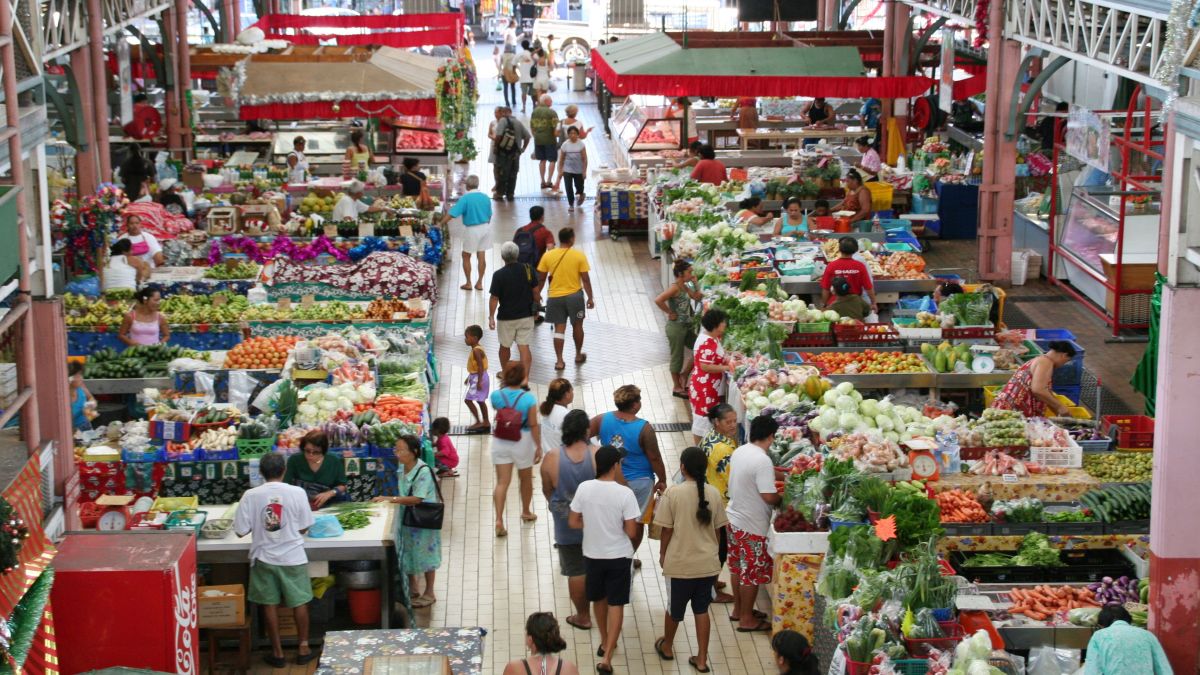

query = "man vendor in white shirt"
[330,180,392,223]
[233,452,319,667]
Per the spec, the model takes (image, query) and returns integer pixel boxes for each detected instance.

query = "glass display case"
[612,99,682,166]
[390,115,445,156]
[1058,187,1159,273]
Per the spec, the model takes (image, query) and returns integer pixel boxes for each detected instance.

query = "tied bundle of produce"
[990,497,1044,523]
[977,408,1027,447]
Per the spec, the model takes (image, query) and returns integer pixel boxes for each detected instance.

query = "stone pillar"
[86,0,111,183]
[975,30,1022,282]
[880,1,910,155]
[31,301,70,493]
[70,48,98,196]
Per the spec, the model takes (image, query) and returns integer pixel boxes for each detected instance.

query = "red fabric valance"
[251,12,463,48]
[592,50,933,100]
[239,98,437,121]
[952,73,987,101]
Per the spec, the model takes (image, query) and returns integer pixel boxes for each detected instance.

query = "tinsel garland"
[423,226,444,266]
[347,236,391,262]
[207,234,349,265]
[3,567,53,673]
[0,497,29,576]
[973,0,990,48]
[437,55,479,160]
[1155,0,1200,115]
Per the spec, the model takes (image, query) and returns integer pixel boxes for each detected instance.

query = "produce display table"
[196,503,397,627]
[595,182,649,239]
[934,470,1101,501]
[85,376,174,395]
[697,117,802,148]
[315,627,484,674]
[68,329,243,357]
[770,553,825,641]
[736,126,868,151]
[938,533,1148,556]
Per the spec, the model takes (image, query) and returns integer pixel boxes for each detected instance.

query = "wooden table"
[736,126,869,151]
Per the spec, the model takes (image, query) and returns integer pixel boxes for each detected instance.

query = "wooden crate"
[207,207,239,235]
[239,205,275,236]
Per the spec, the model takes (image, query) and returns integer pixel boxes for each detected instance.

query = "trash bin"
[572,63,587,92]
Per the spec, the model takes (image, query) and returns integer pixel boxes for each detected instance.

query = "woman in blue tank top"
[588,385,667,566]
[540,409,597,631]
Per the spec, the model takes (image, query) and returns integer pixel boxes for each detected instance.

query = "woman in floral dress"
[375,435,443,608]
[689,308,735,444]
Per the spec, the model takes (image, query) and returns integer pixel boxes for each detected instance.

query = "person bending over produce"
[989,340,1077,417]
[284,430,347,508]
[1083,605,1172,674]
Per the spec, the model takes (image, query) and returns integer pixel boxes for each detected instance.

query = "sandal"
[296,650,320,665]
[411,596,436,608]
[565,615,591,631]
[735,619,772,633]
[554,361,566,371]
[575,353,588,364]
[596,665,613,674]
[263,654,287,669]
[460,284,472,291]
[672,391,688,399]
[688,657,711,673]
[495,525,507,537]
[521,513,538,522]
[654,638,674,661]
[729,610,768,622]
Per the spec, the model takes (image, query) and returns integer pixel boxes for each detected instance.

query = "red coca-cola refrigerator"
[52,531,198,674]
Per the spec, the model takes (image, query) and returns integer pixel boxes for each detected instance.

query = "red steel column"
[881,0,909,156]
[86,0,111,183]
[70,48,99,196]
[32,301,70,491]
[976,19,1022,282]
[176,0,193,156]
[163,5,182,154]
[824,0,839,29]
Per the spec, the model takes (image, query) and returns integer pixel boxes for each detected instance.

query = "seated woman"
[102,239,149,293]
[690,145,727,186]
[773,198,807,236]
[832,170,873,224]
[671,140,704,170]
[736,197,774,231]
[853,136,882,180]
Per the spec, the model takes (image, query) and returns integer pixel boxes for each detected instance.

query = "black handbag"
[401,464,444,530]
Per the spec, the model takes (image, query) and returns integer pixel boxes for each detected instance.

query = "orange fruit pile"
[223,336,300,370]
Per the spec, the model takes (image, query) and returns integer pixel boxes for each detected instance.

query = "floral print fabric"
[688,335,726,416]
[272,252,439,302]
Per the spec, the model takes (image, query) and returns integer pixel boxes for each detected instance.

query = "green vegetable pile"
[990,497,1044,523]
[1045,508,1094,522]
[83,345,202,379]
[961,532,1063,567]
[1080,483,1151,522]
[330,503,376,530]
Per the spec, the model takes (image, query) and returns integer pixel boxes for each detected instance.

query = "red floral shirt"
[689,334,726,416]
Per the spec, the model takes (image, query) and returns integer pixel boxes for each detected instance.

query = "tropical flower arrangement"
[436,57,478,161]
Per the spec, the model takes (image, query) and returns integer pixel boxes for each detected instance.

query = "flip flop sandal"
[565,616,591,631]
[596,665,613,674]
[555,362,566,371]
[654,638,674,661]
[411,596,436,608]
[672,391,688,399]
[688,657,711,673]
[735,620,772,633]
[575,353,588,364]
[263,655,287,669]
[495,526,507,537]
[296,651,320,665]
[460,284,472,290]
[521,513,538,522]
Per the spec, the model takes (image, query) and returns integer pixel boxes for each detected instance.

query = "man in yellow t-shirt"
[536,227,595,370]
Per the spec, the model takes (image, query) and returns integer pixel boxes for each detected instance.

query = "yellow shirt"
[701,431,736,503]
[537,247,590,298]
[466,347,488,374]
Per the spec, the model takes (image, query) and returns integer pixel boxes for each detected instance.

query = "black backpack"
[514,223,544,267]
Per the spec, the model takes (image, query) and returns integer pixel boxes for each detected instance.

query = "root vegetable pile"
[934,489,989,523]
[1007,585,1100,621]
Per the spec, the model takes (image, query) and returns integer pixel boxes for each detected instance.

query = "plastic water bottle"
[872,214,882,232]
[936,431,961,475]
[248,458,264,488]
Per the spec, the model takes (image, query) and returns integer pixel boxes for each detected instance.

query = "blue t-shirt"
[449,190,493,227]
[490,388,535,428]
[599,412,651,480]
[71,387,89,430]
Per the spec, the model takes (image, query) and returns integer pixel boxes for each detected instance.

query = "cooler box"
[52,531,198,674]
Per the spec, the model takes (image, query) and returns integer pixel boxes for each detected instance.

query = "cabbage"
[298,403,318,416]
[819,408,839,427]
[836,396,859,413]
[884,431,900,443]
[768,389,786,402]
[838,412,860,429]
[859,399,880,418]
[850,390,863,403]
[876,399,893,413]
[835,382,855,395]
[863,416,877,428]
[782,393,801,407]
[822,390,841,406]
[876,415,894,431]
[336,397,354,410]
[823,310,840,322]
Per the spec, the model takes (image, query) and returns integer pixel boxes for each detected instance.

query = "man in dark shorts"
[535,228,595,370]
[569,445,640,674]
[529,94,560,190]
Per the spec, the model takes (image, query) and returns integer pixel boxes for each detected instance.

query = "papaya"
[934,352,948,373]
[921,343,935,360]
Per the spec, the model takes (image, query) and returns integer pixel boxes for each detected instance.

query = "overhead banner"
[1066,105,1110,172]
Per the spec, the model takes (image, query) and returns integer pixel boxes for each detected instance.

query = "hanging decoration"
[0,497,30,577]
[207,234,350,266]
[973,0,990,48]
[1155,0,1200,116]
[5,568,54,672]
[57,184,130,277]
[436,55,478,161]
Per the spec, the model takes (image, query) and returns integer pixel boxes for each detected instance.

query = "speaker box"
[739,0,817,22]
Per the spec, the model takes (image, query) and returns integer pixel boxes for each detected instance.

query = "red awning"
[238,98,437,121]
[249,12,463,48]
[592,49,933,99]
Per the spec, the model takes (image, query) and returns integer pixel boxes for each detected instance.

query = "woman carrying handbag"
[374,435,444,608]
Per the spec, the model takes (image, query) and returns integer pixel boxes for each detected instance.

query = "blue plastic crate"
[199,448,238,461]
[338,446,372,459]
[1057,384,1082,405]
[912,194,939,214]
[1035,339,1084,386]
[1035,328,1077,342]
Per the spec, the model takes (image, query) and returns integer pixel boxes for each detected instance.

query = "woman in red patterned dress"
[991,341,1078,417]
[689,308,735,444]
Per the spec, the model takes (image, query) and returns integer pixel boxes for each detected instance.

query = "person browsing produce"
[233,452,317,667]
[820,237,876,314]
[1083,605,1172,674]
[655,259,703,399]
[118,287,169,346]
[102,239,149,293]
[690,145,727,186]
[284,430,347,508]
[373,435,443,609]
[727,415,782,632]
[689,308,735,444]
[990,341,1078,417]
[69,362,96,431]
[672,141,703,170]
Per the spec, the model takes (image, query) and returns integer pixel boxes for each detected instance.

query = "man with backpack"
[493,107,530,202]
[514,205,555,324]
[489,241,537,386]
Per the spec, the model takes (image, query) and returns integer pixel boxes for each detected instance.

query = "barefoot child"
[464,325,491,431]
[430,417,460,477]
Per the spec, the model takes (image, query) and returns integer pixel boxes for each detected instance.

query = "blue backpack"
[514,223,544,267]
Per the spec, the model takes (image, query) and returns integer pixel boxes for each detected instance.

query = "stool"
[205,620,251,674]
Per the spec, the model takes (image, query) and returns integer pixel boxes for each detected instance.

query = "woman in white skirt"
[489,363,542,537]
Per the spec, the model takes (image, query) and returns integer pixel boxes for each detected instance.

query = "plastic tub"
[1102,415,1154,449]
[1035,328,1077,342]
[1034,339,1084,386]
[348,588,381,625]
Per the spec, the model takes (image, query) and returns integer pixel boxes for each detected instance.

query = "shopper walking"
[501,49,519,108]
[502,613,581,675]
[490,363,541,536]
[569,445,641,674]
[439,175,493,290]
[655,259,703,398]
[529,95,560,190]
[689,308,732,444]
[489,242,537,385]
[514,206,555,323]
[538,378,573,457]
[558,104,593,140]
[555,126,588,212]
[373,435,443,609]
[535,228,594,370]
[652,446,729,672]
[233,452,317,667]
[284,430,347,508]
[588,385,667,564]
[493,108,531,201]
[533,51,552,99]
[727,415,782,633]
[516,42,535,112]
[118,287,169,346]
[463,324,491,430]
[540,409,597,631]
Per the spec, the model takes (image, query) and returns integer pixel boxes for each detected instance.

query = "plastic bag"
[251,378,287,414]
[909,608,944,638]
[897,294,938,312]
[307,514,345,539]
[228,370,259,414]
[940,291,993,326]
[193,371,216,405]
[1027,644,1081,675]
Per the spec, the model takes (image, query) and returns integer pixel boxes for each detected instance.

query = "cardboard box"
[198,584,245,627]
[275,606,298,637]
[149,419,190,441]
[182,167,206,192]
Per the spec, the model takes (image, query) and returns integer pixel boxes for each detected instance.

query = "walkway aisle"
[417,53,780,674]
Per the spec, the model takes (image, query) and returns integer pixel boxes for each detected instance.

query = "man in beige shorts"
[489,241,537,385]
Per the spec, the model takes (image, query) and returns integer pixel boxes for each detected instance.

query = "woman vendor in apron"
[285,430,347,508]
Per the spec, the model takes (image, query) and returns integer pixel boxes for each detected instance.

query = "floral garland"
[973,0,990,48]
[436,56,478,161]
[0,496,29,575]
[207,234,350,265]
[57,184,129,277]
